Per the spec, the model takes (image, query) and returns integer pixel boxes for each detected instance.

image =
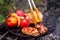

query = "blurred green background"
[0,0,9,24]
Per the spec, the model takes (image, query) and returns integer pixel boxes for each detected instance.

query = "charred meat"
[22,27,40,37]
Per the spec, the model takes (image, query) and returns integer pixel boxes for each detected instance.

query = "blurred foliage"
[0,0,8,24]
[0,0,9,16]
[0,0,10,24]
[0,15,5,24]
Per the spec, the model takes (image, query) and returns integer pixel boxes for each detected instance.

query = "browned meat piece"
[39,26,48,35]
[22,27,40,37]
[35,23,44,28]
[36,23,48,35]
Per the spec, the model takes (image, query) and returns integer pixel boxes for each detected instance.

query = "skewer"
[28,0,33,10]
[31,0,36,8]
[28,0,39,25]
[0,31,8,40]
[31,0,43,22]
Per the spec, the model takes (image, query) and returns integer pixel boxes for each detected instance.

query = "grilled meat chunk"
[39,26,48,35]
[22,27,40,37]
[36,23,48,35]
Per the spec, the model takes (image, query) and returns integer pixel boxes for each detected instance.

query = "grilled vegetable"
[20,19,29,28]
[16,10,25,17]
[6,16,18,27]
[34,7,43,22]
[30,10,40,25]
[10,13,20,26]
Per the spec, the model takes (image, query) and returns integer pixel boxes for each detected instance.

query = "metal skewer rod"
[0,31,8,40]
[31,0,36,8]
[28,0,33,10]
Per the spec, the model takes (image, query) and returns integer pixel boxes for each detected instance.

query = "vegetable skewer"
[28,0,40,25]
[31,0,43,22]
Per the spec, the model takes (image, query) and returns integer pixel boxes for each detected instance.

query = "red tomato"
[16,10,25,17]
[6,17,18,27]
[20,19,29,28]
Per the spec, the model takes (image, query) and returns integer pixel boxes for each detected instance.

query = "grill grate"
[0,7,60,40]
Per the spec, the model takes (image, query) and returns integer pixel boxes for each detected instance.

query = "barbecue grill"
[0,7,60,40]
[0,0,60,40]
